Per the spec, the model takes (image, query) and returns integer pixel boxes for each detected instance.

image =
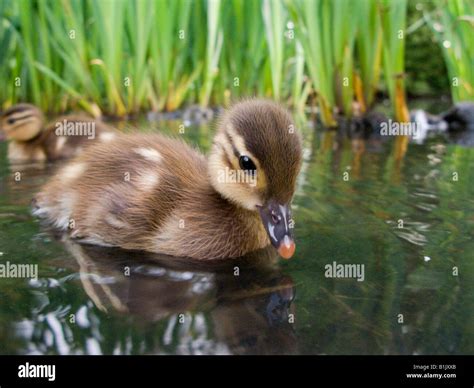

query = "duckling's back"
[34,133,215,253]
[41,115,117,161]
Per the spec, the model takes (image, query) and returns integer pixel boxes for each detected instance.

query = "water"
[0,115,473,355]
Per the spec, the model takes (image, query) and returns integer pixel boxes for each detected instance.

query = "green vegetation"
[356,0,383,110]
[379,0,409,123]
[425,0,474,102]
[405,1,449,96]
[0,0,471,122]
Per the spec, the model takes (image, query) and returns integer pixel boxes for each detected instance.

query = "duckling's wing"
[33,133,208,250]
[42,116,118,160]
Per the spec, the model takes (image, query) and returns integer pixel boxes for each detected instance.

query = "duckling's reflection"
[64,239,297,354]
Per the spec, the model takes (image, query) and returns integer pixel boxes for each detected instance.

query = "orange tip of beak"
[278,236,296,259]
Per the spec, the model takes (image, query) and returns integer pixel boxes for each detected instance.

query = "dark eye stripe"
[223,150,234,169]
[225,131,240,159]
[6,114,34,124]
[215,138,236,169]
[5,115,37,132]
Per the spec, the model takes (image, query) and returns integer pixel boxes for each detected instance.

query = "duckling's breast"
[8,142,46,162]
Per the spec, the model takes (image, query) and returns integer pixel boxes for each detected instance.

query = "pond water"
[0,107,473,355]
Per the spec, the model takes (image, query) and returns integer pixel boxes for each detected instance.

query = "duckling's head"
[0,103,44,142]
[209,99,303,259]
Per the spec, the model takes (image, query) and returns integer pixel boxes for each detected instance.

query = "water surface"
[0,114,473,355]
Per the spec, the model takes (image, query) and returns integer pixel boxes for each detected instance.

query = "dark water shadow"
[61,239,297,355]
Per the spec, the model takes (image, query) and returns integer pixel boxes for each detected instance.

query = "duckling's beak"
[257,200,296,259]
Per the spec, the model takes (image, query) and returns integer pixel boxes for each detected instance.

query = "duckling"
[33,99,303,260]
[0,103,117,163]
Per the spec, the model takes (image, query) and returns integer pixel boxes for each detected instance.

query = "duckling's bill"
[257,200,296,259]
[278,235,296,260]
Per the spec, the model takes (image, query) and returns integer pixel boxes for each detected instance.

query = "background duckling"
[33,99,303,260]
[0,103,117,163]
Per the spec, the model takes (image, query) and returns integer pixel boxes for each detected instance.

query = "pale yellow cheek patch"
[225,125,268,191]
[9,120,42,141]
[226,126,249,156]
[213,133,237,169]
[252,166,267,192]
[208,152,262,211]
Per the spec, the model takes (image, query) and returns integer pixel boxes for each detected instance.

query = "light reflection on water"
[0,115,473,355]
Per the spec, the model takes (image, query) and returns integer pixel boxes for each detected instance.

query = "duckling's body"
[1,104,116,163]
[35,134,268,259]
[34,100,302,260]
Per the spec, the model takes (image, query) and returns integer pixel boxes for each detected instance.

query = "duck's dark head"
[209,99,303,259]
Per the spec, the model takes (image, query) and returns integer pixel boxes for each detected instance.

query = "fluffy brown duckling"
[0,103,117,163]
[33,99,303,260]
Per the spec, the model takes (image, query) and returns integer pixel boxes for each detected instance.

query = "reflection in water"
[15,240,297,355]
[1,116,473,355]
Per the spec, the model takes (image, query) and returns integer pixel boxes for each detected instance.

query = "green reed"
[0,0,464,123]
[290,0,360,126]
[379,0,410,122]
[0,0,19,106]
[148,0,196,111]
[262,0,285,101]
[218,0,267,103]
[425,0,474,102]
[290,0,335,126]
[356,0,383,110]
[199,0,223,107]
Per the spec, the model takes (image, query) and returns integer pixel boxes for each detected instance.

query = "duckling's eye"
[239,155,256,171]
[7,118,15,125]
